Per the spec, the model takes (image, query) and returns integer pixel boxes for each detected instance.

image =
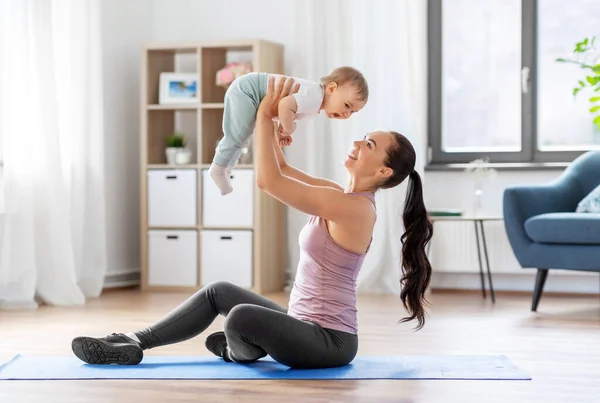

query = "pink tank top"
[287,192,376,334]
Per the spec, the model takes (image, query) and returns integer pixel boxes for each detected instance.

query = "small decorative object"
[216,62,253,88]
[159,72,198,104]
[555,36,600,131]
[165,132,191,165]
[465,157,497,216]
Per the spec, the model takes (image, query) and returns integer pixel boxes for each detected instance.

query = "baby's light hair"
[320,66,369,102]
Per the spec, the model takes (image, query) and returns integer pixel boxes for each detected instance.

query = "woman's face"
[344,131,396,183]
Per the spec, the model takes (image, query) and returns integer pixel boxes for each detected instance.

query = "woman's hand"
[258,76,300,119]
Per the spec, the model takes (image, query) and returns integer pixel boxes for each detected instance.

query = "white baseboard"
[431,270,600,294]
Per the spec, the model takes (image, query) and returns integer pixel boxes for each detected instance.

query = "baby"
[208,66,369,195]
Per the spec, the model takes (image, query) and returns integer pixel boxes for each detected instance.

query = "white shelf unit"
[140,40,286,294]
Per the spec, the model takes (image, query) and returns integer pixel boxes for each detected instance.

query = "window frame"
[427,0,587,165]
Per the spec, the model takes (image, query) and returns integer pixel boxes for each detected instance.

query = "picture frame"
[159,72,199,104]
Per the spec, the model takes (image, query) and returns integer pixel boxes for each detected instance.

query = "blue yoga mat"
[0,354,530,380]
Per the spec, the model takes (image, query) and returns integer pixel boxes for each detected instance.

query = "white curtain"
[287,0,428,294]
[0,0,106,308]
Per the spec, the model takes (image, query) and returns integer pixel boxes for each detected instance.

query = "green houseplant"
[167,132,185,148]
[165,132,191,165]
[556,36,600,130]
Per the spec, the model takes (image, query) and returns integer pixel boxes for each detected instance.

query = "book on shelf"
[428,209,463,217]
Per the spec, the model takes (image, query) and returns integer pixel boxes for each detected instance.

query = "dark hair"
[320,66,369,102]
[381,131,433,330]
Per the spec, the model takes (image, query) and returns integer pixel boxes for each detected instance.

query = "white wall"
[101,0,153,286]
[150,0,295,73]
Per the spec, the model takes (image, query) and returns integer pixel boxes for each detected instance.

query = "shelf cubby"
[147,110,198,165]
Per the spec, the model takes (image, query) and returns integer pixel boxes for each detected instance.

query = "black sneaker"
[205,331,267,362]
[71,333,143,365]
[205,331,231,361]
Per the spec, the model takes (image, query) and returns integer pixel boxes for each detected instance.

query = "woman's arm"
[272,126,344,191]
[255,77,366,223]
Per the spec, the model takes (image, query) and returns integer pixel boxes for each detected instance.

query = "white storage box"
[148,230,198,287]
[202,169,253,228]
[148,169,197,227]
[200,230,253,288]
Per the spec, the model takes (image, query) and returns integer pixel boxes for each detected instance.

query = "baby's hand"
[278,122,296,137]
[279,136,293,147]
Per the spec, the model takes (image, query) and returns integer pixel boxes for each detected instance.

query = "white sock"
[125,332,141,343]
[208,163,233,195]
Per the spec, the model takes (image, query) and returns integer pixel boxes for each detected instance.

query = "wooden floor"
[1,289,599,403]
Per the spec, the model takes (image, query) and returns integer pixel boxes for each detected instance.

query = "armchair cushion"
[576,184,600,213]
[525,212,600,244]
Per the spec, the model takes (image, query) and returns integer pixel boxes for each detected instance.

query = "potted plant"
[165,132,191,165]
[556,36,600,131]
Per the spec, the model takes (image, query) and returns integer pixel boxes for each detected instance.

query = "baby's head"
[320,66,368,119]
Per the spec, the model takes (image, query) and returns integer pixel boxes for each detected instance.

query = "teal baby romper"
[214,72,268,167]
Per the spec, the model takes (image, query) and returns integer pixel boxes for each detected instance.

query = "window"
[428,0,600,164]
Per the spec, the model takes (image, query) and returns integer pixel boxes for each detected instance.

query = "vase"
[165,147,178,165]
[473,187,483,216]
[175,148,192,164]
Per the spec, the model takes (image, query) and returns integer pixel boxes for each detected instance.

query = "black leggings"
[134,281,358,369]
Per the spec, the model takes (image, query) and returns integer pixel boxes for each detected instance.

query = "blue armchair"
[503,151,600,311]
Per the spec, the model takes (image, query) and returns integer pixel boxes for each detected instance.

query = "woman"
[71,77,433,369]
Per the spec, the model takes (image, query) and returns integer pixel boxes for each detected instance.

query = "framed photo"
[159,72,199,104]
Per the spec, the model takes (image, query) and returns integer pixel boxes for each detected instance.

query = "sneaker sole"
[71,337,143,365]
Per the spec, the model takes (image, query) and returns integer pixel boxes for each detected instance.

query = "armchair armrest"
[503,178,580,250]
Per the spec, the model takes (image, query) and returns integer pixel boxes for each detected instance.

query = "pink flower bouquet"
[216,62,253,88]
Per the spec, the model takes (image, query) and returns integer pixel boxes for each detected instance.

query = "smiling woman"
[69,76,434,371]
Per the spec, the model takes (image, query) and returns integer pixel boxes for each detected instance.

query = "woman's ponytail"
[381,132,433,330]
[398,170,433,330]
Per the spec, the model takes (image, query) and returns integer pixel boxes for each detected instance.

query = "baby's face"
[323,84,366,119]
